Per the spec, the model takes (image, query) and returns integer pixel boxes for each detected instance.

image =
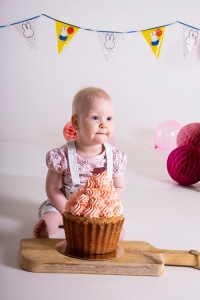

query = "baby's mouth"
[96,132,107,135]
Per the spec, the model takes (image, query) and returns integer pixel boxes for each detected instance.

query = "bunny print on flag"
[59,26,68,41]
[186,30,198,52]
[104,34,115,49]
[150,31,159,46]
[22,22,34,38]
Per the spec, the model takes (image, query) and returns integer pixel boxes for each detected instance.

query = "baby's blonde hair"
[72,87,112,115]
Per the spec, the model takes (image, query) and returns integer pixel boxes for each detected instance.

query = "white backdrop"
[0,0,200,177]
[1,2,200,299]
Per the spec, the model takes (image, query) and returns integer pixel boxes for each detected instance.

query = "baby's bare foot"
[33,219,49,238]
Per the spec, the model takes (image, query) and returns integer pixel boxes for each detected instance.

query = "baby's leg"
[33,211,63,238]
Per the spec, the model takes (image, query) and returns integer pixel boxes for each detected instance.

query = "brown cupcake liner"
[63,212,124,254]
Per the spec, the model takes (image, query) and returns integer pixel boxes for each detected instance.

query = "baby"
[33,87,127,238]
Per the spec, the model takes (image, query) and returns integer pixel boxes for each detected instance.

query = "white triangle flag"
[15,19,37,50]
[98,32,122,60]
[183,26,200,57]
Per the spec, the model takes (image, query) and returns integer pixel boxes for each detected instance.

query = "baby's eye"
[107,117,112,121]
[92,116,99,120]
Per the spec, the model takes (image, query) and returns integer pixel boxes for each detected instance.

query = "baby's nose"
[100,122,106,128]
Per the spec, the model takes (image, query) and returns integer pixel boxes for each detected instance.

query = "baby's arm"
[45,169,67,215]
[113,173,125,198]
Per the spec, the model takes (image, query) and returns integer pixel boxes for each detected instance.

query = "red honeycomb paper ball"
[177,122,200,149]
[167,145,200,186]
[63,121,77,141]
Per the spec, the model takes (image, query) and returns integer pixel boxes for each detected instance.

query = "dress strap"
[104,142,113,182]
[67,140,113,184]
[67,140,80,185]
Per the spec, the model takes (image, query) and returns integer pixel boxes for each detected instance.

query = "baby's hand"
[22,22,34,38]
[104,34,115,49]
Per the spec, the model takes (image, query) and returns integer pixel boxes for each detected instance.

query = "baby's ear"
[71,114,79,130]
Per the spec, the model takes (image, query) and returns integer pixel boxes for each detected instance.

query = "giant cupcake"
[63,171,124,254]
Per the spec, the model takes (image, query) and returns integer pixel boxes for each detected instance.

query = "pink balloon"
[154,120,182,150]
[177,122,200,149]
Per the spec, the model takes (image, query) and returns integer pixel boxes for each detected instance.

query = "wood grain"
[19,238,200,276]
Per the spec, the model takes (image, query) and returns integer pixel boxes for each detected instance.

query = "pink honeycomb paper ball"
[63,121,77,141]
[167,145,200,186]
[177,122,200,149]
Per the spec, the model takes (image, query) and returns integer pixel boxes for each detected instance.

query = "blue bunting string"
[0,14,200,32]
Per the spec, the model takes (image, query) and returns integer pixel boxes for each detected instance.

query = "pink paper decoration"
[154,120,182,150]
[63,121,115,145]
[177,122,200,149]
[167,145,200,185]
[63,121,77,141]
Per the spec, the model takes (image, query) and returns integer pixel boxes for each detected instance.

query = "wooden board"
[19,238,200,276]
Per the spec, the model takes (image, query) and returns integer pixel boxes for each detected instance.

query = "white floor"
[1,140,200,300]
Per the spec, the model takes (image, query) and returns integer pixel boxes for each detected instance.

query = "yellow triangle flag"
[142,27,166,59]
[55,21,79,54]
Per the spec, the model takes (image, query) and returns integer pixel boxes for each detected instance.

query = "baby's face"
[77,97,114,145]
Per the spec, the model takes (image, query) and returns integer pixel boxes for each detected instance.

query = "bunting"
[142,27,166,59]
[183,26,200,57]
[15,19,37,50]
[98,32,123,60]
[55,21,79,54]
[1,14,200,60]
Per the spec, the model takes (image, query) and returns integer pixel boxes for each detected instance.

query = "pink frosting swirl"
[65,171,123,218]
